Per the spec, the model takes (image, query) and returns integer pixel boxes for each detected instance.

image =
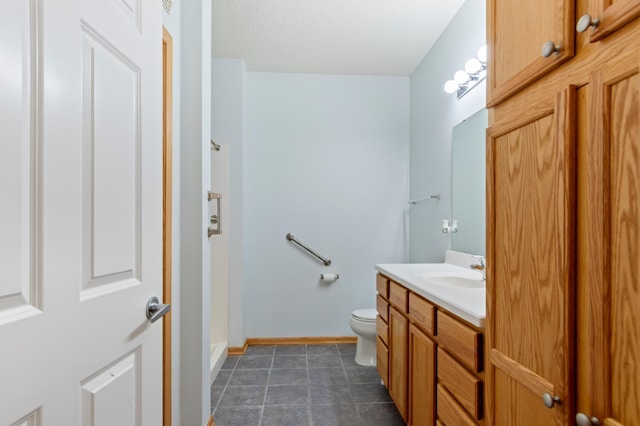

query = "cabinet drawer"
[437,385,477,426]
[376,336,388,388]
[376,295,389,322]
[408,292,435,336]
[376,315,388,346]
[376,274,389,299]
[389,281,408,313]
[436,311,482,373]
[438,348,483,420]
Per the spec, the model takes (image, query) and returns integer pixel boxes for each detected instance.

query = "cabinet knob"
[541,41,561,58]
[576,14,600,33]
[542,392,561,408]
[576,413,600,426]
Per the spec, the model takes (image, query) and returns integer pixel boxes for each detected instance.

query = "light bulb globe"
[453,70,470,85]
[477,45,487,63]
[465,58,482,74]
[444,80,458,94]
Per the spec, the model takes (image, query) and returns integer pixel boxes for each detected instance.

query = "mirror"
[451,108,487,256]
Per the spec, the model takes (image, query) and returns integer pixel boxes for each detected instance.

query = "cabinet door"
[389,306,409,422]
[577,48,640,426]
[488,0,575,106]
[586,0,640,42]
[409,324,435,426]
[486,86,577,425]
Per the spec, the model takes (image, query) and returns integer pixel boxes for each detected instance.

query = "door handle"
[146,296,171,323]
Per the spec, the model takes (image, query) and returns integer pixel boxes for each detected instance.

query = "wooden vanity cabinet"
[376,274,485,425]
[487,3,640,424]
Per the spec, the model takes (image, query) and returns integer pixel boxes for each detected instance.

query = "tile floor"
[211,343,405,426]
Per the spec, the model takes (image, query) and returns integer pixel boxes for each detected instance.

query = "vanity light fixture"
[444,45,487,99]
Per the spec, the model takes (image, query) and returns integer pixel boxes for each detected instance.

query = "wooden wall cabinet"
[488,0,640,105]
[487,2,640,424]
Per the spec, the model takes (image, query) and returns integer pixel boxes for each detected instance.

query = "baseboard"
[228,336,357,355]
[227,340,248,355]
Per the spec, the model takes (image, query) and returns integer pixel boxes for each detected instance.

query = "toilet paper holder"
[320,273,339,282]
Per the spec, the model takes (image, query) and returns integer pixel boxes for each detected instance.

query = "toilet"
[349,308,378,366]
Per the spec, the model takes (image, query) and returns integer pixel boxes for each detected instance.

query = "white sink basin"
[414,271,485,289]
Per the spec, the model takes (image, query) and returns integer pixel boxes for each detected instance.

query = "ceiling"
[211,0,466,76]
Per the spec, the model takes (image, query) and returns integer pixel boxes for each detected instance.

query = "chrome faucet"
[470,257,486,281]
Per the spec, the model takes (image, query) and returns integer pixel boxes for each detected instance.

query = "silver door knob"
[541,41,561,58]
[576,14,600,33]
[146,296,171,323]
[576,413,600,426]
[542,392,561,408]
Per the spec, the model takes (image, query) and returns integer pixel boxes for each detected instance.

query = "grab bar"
[207,191,222,237]
[286,233,331,266]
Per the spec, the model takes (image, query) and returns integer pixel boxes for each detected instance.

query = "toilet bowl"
[349,308,378,366]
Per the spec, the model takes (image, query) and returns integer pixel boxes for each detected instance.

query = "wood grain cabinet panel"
[437,311,482,373]
[376,315,388,346]
[438,348,483,420]
[409,324,436,426]
[588,0,640,42]
[376,274,389,299]
[577,51,640,426]
[408,292,435,336]
[389,306,409,422]
[488,0,574,105]
[437,384,478,426]
[376,336,389,388]
[389,281,409,313]
[376,294,388,323]
[487,86,576,425]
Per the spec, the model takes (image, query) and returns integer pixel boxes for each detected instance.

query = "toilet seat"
[351,308,377,323]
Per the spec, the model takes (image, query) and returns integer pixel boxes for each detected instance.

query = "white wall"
[179,0,211,424]
[211,58,246,347]
[161,6,182,425]
[243,72,410,337]
[409,0,486,262]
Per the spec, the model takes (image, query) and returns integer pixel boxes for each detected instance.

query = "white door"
[0,0,163,424]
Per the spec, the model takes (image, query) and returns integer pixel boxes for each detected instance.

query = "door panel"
[0,0,41,321]
[486,86,576,425]
[389,306,409,422]
[81,350,141,426]
[0,0,162,424]
[582,50,640,426]
[488,0,575,105]
[409,324,435,426]
[589,0,640,42]
[81,25,141,297]
[494,369,555,425]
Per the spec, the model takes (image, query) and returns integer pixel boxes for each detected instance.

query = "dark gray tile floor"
[211,343,405,426]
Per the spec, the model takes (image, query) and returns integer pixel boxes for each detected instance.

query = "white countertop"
[375,251,486,327]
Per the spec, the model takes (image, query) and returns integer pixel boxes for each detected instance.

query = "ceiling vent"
[162,0,172,14]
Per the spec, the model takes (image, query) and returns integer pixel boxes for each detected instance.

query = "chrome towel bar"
[408,194,440,205]
[286,233,331,266]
